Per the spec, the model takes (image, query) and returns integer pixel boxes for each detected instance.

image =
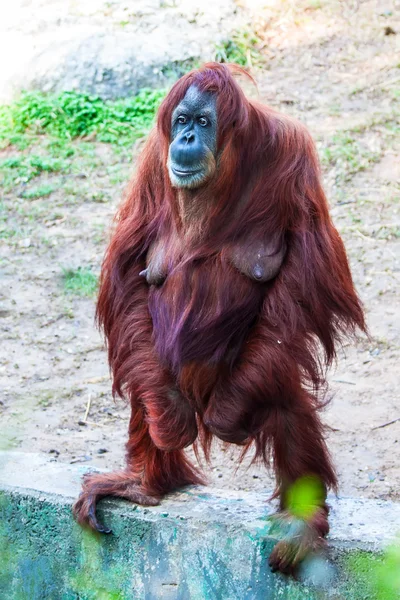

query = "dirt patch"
[0,0,399,501]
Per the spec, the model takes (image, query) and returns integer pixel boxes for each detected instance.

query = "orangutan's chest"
[142,233,285,368]
[142,234,286,287]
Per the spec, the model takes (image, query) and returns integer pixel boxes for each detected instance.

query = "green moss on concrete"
[0,455,399,600]
[70,530,128,600]
[0,490,323,599]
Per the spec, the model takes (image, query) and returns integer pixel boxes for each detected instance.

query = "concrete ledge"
[0,452,399,599]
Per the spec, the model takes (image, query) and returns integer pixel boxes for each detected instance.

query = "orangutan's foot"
[73,471,160,533]
[268,509,329,576]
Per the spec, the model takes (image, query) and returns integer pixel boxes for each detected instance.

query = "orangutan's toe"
[88,502,112,534]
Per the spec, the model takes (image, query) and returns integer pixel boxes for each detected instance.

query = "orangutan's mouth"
[172,167,203,177]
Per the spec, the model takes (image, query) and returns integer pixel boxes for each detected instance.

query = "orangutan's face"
[167,86,218,189]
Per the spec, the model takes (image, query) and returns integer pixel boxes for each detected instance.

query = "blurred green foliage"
[347,542,400,600]
[375,543,400,599]
[286,476,325,520]
[345,543,400,600]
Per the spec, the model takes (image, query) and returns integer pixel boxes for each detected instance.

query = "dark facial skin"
[167,86,217,189]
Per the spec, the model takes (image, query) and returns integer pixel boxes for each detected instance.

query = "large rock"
[0,0,245,101]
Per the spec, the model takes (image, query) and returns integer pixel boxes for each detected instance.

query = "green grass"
[0,89,165,196]
[62,267,98,297]
[0,88,166,149]
[0,227,19,240]
[0,154,67,193]
[214,29,263,67]
[89,190,109,203]
[21,183,58,199]
[1,154,66,179]
[321,132,382,182]
[0,201,7,223]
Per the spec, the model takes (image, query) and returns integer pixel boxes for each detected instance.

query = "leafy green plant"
[0,88,165,191]
[62,267,98,297]
[214,29,263,67]
[0,88,166,148]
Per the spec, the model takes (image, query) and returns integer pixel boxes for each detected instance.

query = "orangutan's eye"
[177,115,187,124]
[198,116,208,127]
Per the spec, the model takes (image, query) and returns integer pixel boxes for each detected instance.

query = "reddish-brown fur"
[73,63,365,572]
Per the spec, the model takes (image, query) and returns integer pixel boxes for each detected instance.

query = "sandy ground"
[0,0,399,501]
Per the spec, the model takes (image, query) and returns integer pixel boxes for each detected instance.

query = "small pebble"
[384,26,396,35]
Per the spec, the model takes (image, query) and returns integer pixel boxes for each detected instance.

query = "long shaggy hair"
[75,65,365,568]
[97,63,364,461]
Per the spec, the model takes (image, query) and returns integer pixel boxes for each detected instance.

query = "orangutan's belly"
[147,259,264,372]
